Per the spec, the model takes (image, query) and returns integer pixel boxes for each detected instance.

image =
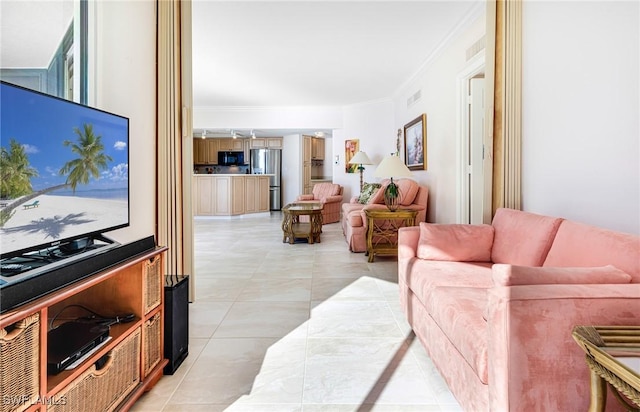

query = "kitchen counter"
[193,175,270,216]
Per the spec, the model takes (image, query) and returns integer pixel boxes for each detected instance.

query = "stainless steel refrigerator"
[250,149,282,210]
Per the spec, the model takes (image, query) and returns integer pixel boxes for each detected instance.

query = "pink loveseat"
[296,182,343,224]
[341,179,428,252]
[398,208,639,411]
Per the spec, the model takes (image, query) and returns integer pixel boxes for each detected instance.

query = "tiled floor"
[131,213,462,412]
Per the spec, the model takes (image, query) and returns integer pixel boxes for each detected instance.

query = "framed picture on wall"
[345,139,359,173]
[404,114,427,170]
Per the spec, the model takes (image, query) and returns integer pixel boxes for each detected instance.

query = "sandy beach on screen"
[1,194,128,253]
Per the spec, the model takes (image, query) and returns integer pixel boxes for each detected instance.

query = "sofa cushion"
[358,182,382,204]
[397,179,419,206]
[369,186,387,204]
[491,208,563,266]
[313,182,340,199]
[427,286,489,384]
[543,219,640,283]
[417,223,494,262]
[401,260,494,308]
[492,264,632,286]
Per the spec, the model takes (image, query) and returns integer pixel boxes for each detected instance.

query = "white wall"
[332,100,396,203]
[282,133,301,205]
[522,1,639,234]
[392,14,486,223]
[193,106,343,130]
[94,0,156,244]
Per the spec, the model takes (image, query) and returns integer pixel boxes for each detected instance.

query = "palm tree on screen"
[0,138,39,199]
[59,124,113,192]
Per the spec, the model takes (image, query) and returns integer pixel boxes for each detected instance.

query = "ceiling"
[1,1,484,139]
[0,1,73,68]
[192,0,483,137]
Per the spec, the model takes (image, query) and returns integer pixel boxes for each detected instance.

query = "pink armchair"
[296,182,343,224]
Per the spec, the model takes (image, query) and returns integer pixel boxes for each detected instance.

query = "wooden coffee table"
[281,202,323,244]
[572,325,640,411]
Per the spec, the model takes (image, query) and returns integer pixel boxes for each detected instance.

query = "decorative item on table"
[345,139,359,173]
[374,153,413,211]
[348,151,373,192]
[404,114,427,170]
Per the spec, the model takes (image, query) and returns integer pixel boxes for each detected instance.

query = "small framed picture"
[404,114,427,170]
[345,139,359,173]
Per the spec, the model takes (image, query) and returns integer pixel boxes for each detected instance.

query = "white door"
[469,78,485,224]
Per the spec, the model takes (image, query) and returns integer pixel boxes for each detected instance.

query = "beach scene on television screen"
[0,85,129,255]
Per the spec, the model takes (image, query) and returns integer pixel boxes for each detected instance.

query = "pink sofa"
[398,208,639,411]
[341,179,428,252]
[296,182,343,224]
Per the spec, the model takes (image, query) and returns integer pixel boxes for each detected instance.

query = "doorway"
[457,53,485,224]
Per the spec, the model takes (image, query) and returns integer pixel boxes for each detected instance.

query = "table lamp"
[374,154,413,211]
[348,151,374,192]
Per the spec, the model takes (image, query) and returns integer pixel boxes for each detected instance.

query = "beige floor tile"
[139,214,460,411]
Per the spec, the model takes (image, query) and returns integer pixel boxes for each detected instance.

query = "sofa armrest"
[297,194,315,201]
[323,195,343,204]
[398,226,420,259]
[487,283,640,411]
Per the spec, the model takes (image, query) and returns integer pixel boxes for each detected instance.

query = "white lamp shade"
[348,151,373,165]
[374,154,412,178]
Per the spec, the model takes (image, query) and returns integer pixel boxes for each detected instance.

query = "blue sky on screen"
[1,82,129,192]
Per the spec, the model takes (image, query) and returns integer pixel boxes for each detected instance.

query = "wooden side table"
[364,208,418,262]
[572,325,640,411]
[281,202,323,244]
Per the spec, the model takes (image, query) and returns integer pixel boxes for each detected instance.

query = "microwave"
[218,151,244,166]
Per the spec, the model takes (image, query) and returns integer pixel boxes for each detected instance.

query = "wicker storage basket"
[143,256,162,314]
[48,328,141,412]
[0,313,40,412]
[142,312,162,377]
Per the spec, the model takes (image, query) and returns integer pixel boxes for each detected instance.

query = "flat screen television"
[0,80,130,262]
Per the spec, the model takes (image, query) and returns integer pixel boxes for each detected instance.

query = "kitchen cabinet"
[231,177,245,215]
[250,137,283,149]
[193,175,269,216]
[303,135,312,194]
[244,176,270,213]
[311,137,325,160]
[194,175,215,215]
[218,138,243,151]
[193,138,219,164]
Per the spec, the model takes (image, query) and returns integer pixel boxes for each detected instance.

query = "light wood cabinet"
[231,177,245,215]
[0,247,167,412]
[218,138,243,151]
[193,175,270,216]
[258,177,269,212]
[194,176,215,215]
[266,138,283,149]
[244,176,270,213]
[250,137,283,149]
[193,138,219,164]
[311,137,325,160]
[214,177,231,215]
[303,135,313,194]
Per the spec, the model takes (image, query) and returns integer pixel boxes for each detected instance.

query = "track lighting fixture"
[251,130,256,139]
[201,129,207,139]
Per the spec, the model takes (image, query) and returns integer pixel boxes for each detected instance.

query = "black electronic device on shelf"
[47,321,111,375]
